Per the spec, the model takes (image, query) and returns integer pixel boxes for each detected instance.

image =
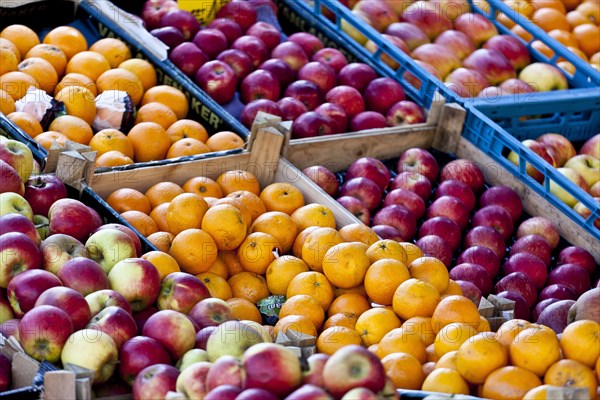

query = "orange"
[259,182,305,215]
[393,278,440,320]
[548,29,579,47]
[565,46,589,60]
[1,25,40,59]
[573,23,600,57]
[511,25,534,42]
[166,138,210,159]
[0,90,16,115]
[292,226,320,258]
[335,284,368,298]
[206,131,245,151]
[135,102,178,129]
[0,71,38,101]
[327,293,370,318]
[456,332,508,384]
[227,191,266,227]
[426,343,438,363]
[17,56,59,93]
[89,38,131,68]
[366,240,408,264]
[96,68,144,106]
[379,327,427,363]
[120,210,158,237]
[89,129,134,159]
[146,231,174,253]
[436,351,459,370]
[207,253,229,280]
[149,203,170,232]
[182,176,222,199]
[317,326,362,355]
[196,272,232,300]
[228,271,270,304]
[65,51,111,82]
[250,211,296,253]
[6,112,43,138]
[596,356,599,383]
[510,326,561,376]
[166,193,209,235]
[431,295,481,333]
[322,242,370,289]
[47,115,93,145]
[145,181,184,209]
[559,61,575,76]
[338,223,379,245]
[0,47,18,76]
[290,204,336,231]
[399,242,424,264]
[106,188,152,214]
[140,250,180,281]
[323,312,358,331]
[443,279,463,296]
[226,298,262,324]
[238,232,280,274]
[202,204,247,250]
[33,131,68,150]
[54,86,96,125]
[497,12,517,29]
[532,8,570,31]
[568,10,592,27]
[504,0,536,17]
[408,257,449,293]
[127,122,171,162]
[355,307,402,346]
[532,40,555,58]
[54,73,97,96]
[26,44,67,76]
[433,322,479,358]
[522,384,555,400]
[495,319,532,348]
[576,1,600,22]
[382,352,425,390]
[274,314,317,337]
[118,58,157,92]
[42,26,87,59]
[280,294,325,330]
[530,0,567,13]
[422,368,469,395]
[0,37,19,61]
[403,316,436,346]
[211,197,252,228]
[286,271,334,311]
[544,359,598,398]
[482,366,543,400]
[170,228,218,274]
[301,227,344,272]
[216,169,260,196]
[477,315,491,333]
[221,250,245,276]
[167,119,209,144]
[560,320,600,368]
[141,85,189,119]
[266,255,309,296]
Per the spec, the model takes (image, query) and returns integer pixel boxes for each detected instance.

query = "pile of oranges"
[501,0,600,73]
[0,24,244,167]
[105,169,600,399]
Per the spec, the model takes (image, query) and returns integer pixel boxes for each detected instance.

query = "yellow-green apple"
[347,157,392,191]
[457,246,501,277]
[93,223,142,258]
[240,320,272,343]
[0,160,23,196]
[341,10,370,45]
[271,41,309,72]
[365,34,409,69]
[325,86,365,118]
[472,205,514,241]
[535,133,576,168]
[502,253,548,290]
[259,59,296,89]
[351,111,387,131]
[549,167,589,207]
[33,215,49,241]
[463,226,506,259]
[579,134,600,159]
[322,344,386,398]
[195,60,238,105]
[479,186,523,222]
[176,361,212,399]
[216,0,257,31]
[86,229,137,274]
[418,216,462,250]
[217,49,253,81]
[440,159,486,193]
[494,272,538,307]
[384,188,427,219]
[403,60,441,89]
[119,336,171,385]
[444,67,490,97]
[386,22,430,51]
[208,18,243,45]
[177,348,209,371]
[0,192,33,220]
[23,174,67,217]
[18,305,73,362]
[567,288,600,324]
[364,77,405,115]
[205,385,243,400]
[141,0,177,30]
[0,138,33,183]
[108,258,160,312]
[132,363,179,400]
[386,100,426,126]
[434,180,476,210]
[206,320,264,361]
[390,171,433,200]
[557,246,596,277]
[240,70,280,103]
[286,80,322,111]
[302,353,329,387]
[340,177,383,211]
[7,269,61,317]
[454,12,498,47]
[416,235,453,266]
[400,1,452,40]
[195,325,218,350]
[337,196,371,225]
[35,286,91,330]
[507,139,556,182]
[434,30,475,60]
[0,289,13,322]
[539,284,578,302]
[412,43,461,79]
[0,232,41,289]
[41,234,87,275]
[277,97,308,122]
[169,42,209,77]
[518,63,568,91]
[193,28,228,59]
[430,0,470,19]
[0,213,40,245]
[337,63,378,93]
[142,309,196,361]
[241,99,282,128]
[463,49,516,85]
[298,62,337,94]
[206,354,245,390]
[87,305,138,349]
[159,9,200,40]
[483,35,531,71]
[373,205,417,241]
[516,216,560,249]
[287,32,324,58]
[57,257,109,296]
[427,195,470,229]
[0,353,10,392]
[158,272,210,314]
[86,289,132,316]
[302,166,340,197]
[242,342,302,396]
[354,0,398,32]
[312,48,349,73]
[397,148,438,183]
[564,154,600,187]
[189,297,234,329]
[547,264,592,297]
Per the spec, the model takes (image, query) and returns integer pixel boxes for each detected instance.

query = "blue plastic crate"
[462,105,600,239]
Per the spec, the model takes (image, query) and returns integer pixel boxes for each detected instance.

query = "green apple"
[240,320,273,343]
[0,192,33,220]
[85,229,136,274]
[61,329,118,384]
[206,320,264,362]
[0,138,34,182]
[549,167,589,207]
[176,349,209,371]
[564,155,600,187]
[518,63,568,92]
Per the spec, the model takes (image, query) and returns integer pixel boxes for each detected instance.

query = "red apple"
[287,32,324,58]
[176,361,212,399]
[160,9,200,40]
[536,299,575,333]
[483,34,530,71]
[386,22,430,51]
[454,12,498,47]
[449,263,493,295]
[86,207,103,233]
[151,26,185,48]
[532,298,562,322]
[434,30,475,60]
[339,177,382,211]
[169,42,209,77]
[454,280,482,305]
[35,286,91,330]
[302,353,329,387]
[134,306,158,334]
[141,0,178,30]
[0,318,19,338]
[371,225,404,241]
[579,134,600,159]
[403,60,442,89]
[94,223,143,258]
[434,179,476,211]
[206,355,244,390]
[119,336,171,385]
[86,289,132,316]
[0,160,23,196]
[216,0,258,31]
[479,186,523,222]
[472,205,514,241]
[400,2,453,40]
[259,59,296,87]
[364,77,405,115]
[384,188,427,220]
[416,235,453,267]
[291,112,336,138]
[535,134,576,168]
[546,264,591,296]
[189,297,234,329]
[463,226,507,259]
[237,388,278,400]
[463,48,516,86]
[507,139,556,183]
[390,171,433,201]
[205,385,243,400]
[277,97,308,121]
[418,216,461,250]
[241,99,282,128]
[0,213,40,245]
[509,234,552,266]
[365,34,409,69]
[0,133,34,182]
[107,258,161,313]
[48,198,94,242]
[87,305,138,349]
[0,353,10,392]
[444,67,490,97]
[347,157,391,191]
[41,233,87,275]
[337,196,371,225]
[18,305,73,362]
[7,269,61,317]
[314,102,349,134]
[427,195,470,229]
[498,78,535,94]
[298,62,337,94]
[515,217,560,250]
[440,159,485,193]
[196,325,218,350]
[397,148,438,183]
[351,111,387,131]
[246,22,281,52]
[556,246,596,277]
[242,342,302,396]
[457,246,501,278]
[57,257,109,296]
[302,166,339,197]
[337,63,378,93]
[539,284,578,302]
[494,272,537,307]
[325,85,365,118]
[271,42,309,72]
[285,80,322,110]
[217,49,254,81]
[495,291,531,321]
[208,18,243,45]
[502,253,548,290]
[241,70,280,104]
[132,363,179,400]
[354,0,398,32]
[143,310,196,361]
[312,48,348,73]
[195,60,237,105]
[386,100,426,126]
[412,43,461,79]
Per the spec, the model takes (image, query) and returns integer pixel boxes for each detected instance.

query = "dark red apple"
[314,102,348,134]
[35,286,91,331]
[483,34,531,71]
[479,186,523,222]
[509,234,552,266]
[195,325,218,350]
[287,32,324,58]
[312,48,348,73]
[24,174,68,217]
[277,97,308,121]
[449,263,493,295]
[86,207,103,233]
[297,62,337,94]
[439,159,485,193]
[0,213,41,245]
[426,195,470,229]
[371,225,404,241]
[189,298,234,329]
[259,59,296,87]
[386,100,426,126]
[325,85,365,118]
[291,112,336,138]
[532,298,561,322]
[538,284,578,302]
[556,246,596,277]
[271,42,309,72]
[240,70,280,103]
[457,246,501,278]
[494,272,537,307]
[472,205,514,241]
[337,63,378,93]
[246,22,281,52]
[205,385,243,400]
[536,299,575,333]
[119,336,171,386]
[7,269,62,317]
[454,280,482,305]
[384,188,426,220]
[195,60,237,105]
[350,111,387,131]
[434,180,476,211]
[142,0,178,30]
[302,166,339,197]
[463,226,506,259]
[338,196,371,225]
[216,49,254,81]
[160,9,200,40]
[236,388,278,400]
[207,18,243,45]
[232,35,269,68]
[132,363,179,400]
[502,253,548,290]
[495,291,531,321]
[151,26,185,48]
[546,264,591,296]
[346,157,391,191]
[216,0,258,31]
[285,80,322,110]
[390,171,432,201]
[463,48,516,85]
[418,216,461,250]
[416,235,452,267]
[364,77,405,114]
[192,28,228,59]
[515,216,560,250]
[0,353,10,392]
[339,177,383,211]
[241,99,282,128]
[48,198,94,243]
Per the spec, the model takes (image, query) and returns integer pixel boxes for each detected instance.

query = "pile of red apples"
[142,0,427,137]
[303,147,598,333]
